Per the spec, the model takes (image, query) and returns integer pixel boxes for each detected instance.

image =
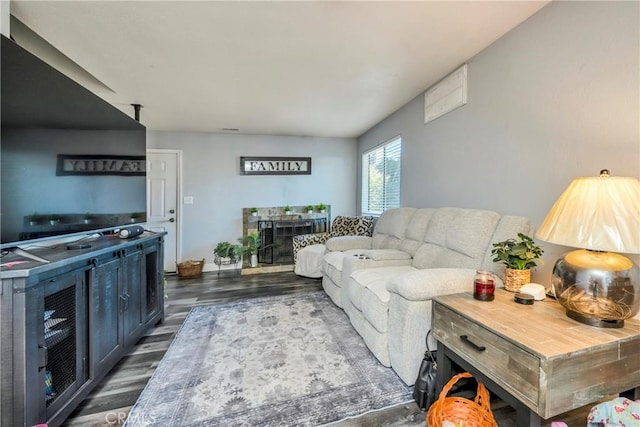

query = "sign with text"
[240,156,311,175]
[57,155,146,176]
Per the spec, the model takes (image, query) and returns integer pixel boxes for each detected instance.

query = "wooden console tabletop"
[432,289,640,425]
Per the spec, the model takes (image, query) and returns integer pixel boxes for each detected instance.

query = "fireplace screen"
[258,218,326,264]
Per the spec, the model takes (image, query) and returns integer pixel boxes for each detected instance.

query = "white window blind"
[362,137,401,215]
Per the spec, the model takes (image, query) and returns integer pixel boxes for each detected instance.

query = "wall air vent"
[424,64,467,124]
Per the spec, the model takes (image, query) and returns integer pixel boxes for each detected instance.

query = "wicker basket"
[426,372,496,427]
[177,259,205,277]
[504,268,531,292]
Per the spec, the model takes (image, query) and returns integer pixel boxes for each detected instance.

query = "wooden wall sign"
[240,156,311,175]
[57,155,146,176]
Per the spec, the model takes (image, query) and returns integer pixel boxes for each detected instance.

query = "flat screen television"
[1,35,147,250]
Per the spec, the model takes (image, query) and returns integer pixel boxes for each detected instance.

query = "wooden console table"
[432,289,640,426]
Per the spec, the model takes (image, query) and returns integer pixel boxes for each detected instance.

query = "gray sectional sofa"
[320,207,531,385]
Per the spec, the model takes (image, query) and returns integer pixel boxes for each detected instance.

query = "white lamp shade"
[535,173,640,254]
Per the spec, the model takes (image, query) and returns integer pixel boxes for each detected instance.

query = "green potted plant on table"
[491,233,544,292]
[307,205,314,214]
[284,205,292,215]
[316,203,326,214]
[238,232,261,267]
[250,207,259,216]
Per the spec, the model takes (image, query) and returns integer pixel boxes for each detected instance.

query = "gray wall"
[147,131,357,266]
[358,1,640,283]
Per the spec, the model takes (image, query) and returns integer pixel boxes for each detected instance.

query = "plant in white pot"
[284,205,292,215]
[307,205,314,214]
[250,207,259,217]
[316,203,326,214]
[238,232,261,267]
[491,233,544,292]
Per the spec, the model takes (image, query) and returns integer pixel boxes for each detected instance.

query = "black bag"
[412,330,437,411]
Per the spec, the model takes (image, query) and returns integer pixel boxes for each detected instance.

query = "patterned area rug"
[125,291,413,426]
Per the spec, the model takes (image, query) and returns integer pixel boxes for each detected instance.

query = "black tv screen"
[1,36,147,248]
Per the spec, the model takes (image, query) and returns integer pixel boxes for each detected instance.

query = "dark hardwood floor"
[62,270,594,426]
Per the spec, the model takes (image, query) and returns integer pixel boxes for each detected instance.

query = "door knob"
[169,218,175,222]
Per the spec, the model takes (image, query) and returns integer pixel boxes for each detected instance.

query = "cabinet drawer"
[433,303,539,408]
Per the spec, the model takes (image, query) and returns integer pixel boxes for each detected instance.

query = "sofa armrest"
[388,268,503,301]
[387,268,502,384]
[326,235,373,252]
[292,232,330,261]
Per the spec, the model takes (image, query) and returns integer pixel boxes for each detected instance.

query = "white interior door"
[146,150,180,272]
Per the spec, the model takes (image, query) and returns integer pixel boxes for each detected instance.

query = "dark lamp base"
[566,310,624,328]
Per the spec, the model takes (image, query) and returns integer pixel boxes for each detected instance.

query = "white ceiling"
[10,1,548,138]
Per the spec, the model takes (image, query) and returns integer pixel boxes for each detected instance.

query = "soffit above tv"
[1,35,143,131]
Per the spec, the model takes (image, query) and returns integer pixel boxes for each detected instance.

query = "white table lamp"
[535,170,640,327]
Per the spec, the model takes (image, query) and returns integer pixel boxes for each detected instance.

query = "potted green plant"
[284,205,292,215]
[129,212,141,223]
[250,207,259,216]
[316,203,326,213]
[214,241,242,265]
[238,232,261,267]
[49,215,61,225]
[491,233,544,292]
[307,205,314,214]
[83,213,94,224]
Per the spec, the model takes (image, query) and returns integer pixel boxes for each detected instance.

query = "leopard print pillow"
[330,216,375,238]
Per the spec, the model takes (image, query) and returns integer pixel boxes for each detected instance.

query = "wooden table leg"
[435,339,454,398]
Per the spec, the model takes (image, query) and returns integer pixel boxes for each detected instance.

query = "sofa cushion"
[323,251,344,285]
[326,235,373,252]
[399,208,435,256]
[371,207,416,250]
[350,266,415,333]
[412,208,500,269]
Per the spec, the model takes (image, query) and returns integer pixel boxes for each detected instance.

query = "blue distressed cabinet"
[0,233,165,427]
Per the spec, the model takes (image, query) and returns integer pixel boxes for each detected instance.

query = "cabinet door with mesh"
[42,269,88,421]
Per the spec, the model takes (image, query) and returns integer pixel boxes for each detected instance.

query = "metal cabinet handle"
[460,335,486,352]
[38,344,48,370]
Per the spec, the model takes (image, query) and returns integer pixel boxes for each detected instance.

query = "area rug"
[125,291,413,426]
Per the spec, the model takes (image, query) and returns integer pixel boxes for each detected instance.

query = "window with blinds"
[362,137,401,215]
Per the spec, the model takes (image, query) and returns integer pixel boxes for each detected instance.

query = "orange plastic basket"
[426,372,496,427]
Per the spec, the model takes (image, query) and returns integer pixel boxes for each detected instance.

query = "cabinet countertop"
[1,232,165,281]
